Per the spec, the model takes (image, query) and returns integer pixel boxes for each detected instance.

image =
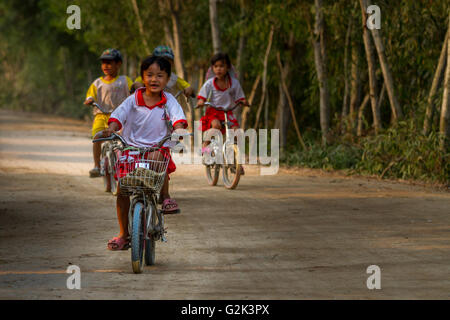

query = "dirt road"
[0,109,449,299]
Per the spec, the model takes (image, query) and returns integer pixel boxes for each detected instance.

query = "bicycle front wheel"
[205,164,220,186]
[145,202,157,266]
[222,144,241,189]
[108,153,118,196]
[131,201,145,274]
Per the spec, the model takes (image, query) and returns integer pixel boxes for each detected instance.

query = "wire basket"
[115,148,170,195]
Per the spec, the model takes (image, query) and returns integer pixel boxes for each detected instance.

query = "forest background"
[0,0,448,185]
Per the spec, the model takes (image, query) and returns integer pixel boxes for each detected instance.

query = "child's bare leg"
[203,119,222,148]
[93,141,101,168]
[116,192,130,239]
[160,174,170,201]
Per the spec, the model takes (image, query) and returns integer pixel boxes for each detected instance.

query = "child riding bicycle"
[95,56,187,251]
[84,48,133,178]
[197,52,249,173]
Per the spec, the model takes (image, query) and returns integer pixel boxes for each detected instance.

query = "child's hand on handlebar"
[238,99,250,107]
[84,97,94,105]
[94,127,114,140]
[183,87,195,98]
[196,99,205,109]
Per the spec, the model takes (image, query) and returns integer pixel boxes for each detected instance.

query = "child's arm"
[196,81,210,108]
[177,77,195,98]
[167,94,188,129]
[233,80,249,107]
[84,82,97,105]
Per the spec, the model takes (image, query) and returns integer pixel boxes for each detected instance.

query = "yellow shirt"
[86,75,133,115]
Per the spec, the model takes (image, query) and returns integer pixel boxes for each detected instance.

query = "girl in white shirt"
[96,56,187,251]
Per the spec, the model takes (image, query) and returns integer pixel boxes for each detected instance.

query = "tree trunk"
[313,0,330,144]
[362,0,403,121]
[242,74,260,130]
[130,0,151,55]
[254,26,274,129]
[341,16,352,127]
[276,52,307,151]
[349,42,362,132]
[168,0,186,79]
[360,0,381,133]
[440,16,450,151]
[235,0,247,125]
[209,0,221,53]
[357,93,370,136]
[424,29,449,135]
[157,0,175,49]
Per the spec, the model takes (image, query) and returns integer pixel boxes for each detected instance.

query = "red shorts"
[114,147,176,181]
[200,107,239,134]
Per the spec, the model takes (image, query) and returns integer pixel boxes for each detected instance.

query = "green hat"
[153,45,174,60]
[99,48,122,62]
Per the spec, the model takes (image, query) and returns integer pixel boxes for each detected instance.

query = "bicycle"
[196,101,249,189]
[91,102,119,195]
[93,131,188,273]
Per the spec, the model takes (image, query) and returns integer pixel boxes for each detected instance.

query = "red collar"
[213,74,232,92]
[135,88,167,110]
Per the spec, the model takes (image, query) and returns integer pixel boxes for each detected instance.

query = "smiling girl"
[96,56,187,250]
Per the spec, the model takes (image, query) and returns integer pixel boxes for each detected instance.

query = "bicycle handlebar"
[91,102,109,114]
[92,131,193,150]
[196,101,249,112]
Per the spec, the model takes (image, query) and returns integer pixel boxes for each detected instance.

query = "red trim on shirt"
[197,95,207,101]
[173,119,188,129]
[108,118,123,130]
[212,74,232,92]
[235,97,246,104]
[135,87,167,110]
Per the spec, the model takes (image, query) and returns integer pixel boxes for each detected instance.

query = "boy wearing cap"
[84,48,133,178]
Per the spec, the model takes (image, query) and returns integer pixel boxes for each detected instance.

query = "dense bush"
[282,121,449,185]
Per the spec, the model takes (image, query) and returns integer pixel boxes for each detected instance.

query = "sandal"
[162,198,181,214]
[89,167,101,178]
[107,236,130,251]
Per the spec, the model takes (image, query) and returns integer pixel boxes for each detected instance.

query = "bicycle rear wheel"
[145,202,157,266]
[222,144,241,189]
[131,201,145,273]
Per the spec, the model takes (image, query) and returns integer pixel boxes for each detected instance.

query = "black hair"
[140,55,171,79]
[211,52,231,68]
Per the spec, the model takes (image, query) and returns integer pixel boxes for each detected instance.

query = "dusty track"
[0,109,449,299]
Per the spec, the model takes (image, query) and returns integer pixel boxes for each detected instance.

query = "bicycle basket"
[115,148,170,195]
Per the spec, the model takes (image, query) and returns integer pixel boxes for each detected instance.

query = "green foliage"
[356,122,449,184]
[0,0,448,184]
[283,121,449,185]
[283,141,362,171]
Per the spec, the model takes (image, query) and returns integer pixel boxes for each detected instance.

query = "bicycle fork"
[129,194,166,243]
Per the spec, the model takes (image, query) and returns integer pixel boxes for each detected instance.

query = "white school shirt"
[197,74,245,111]
[108,88,187,148]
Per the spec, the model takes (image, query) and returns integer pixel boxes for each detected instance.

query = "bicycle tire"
[222,144,241,189]
[145,202,157,266]
[102,156,112,192]
[131,201,145,273]
[108,153,118,196]
[205,164,220,186]
[100,145,111,192]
